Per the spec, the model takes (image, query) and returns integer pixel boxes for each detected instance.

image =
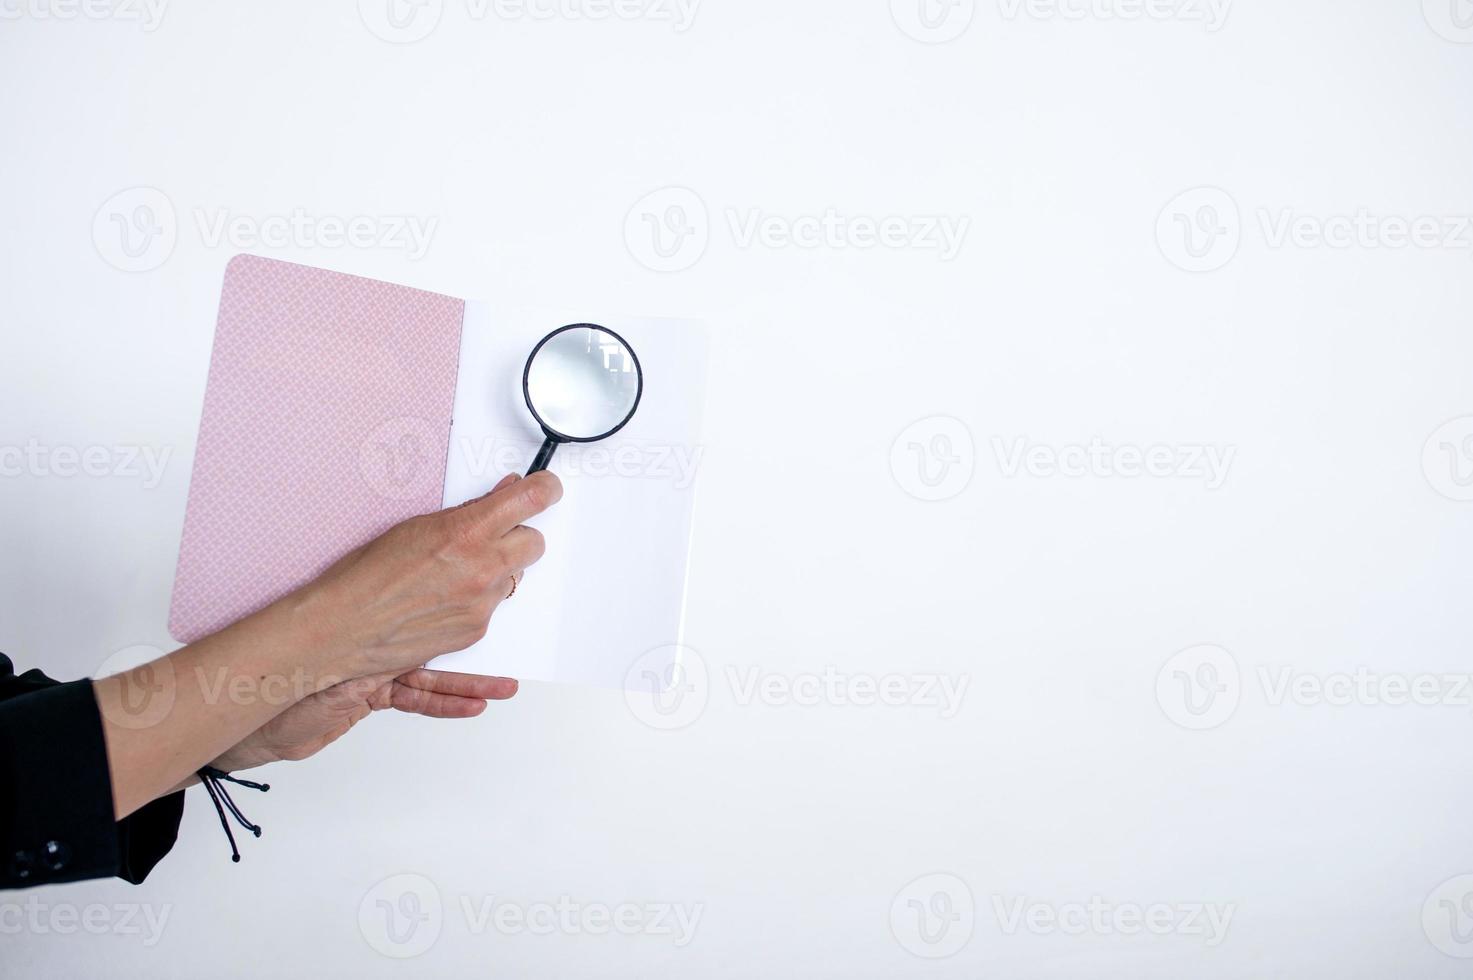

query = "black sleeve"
[0,653,185,889]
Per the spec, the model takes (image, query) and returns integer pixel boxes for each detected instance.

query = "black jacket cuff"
[116,789,185,884]
[0,679,184,888]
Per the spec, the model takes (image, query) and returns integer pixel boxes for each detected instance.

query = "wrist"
[245,583,362,690]
[210,741,276,774]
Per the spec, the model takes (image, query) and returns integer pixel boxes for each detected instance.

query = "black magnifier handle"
[527,434,560,476]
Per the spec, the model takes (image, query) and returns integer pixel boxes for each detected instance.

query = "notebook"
[170,255,708,690]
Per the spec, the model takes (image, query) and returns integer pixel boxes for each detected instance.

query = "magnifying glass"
[522,323,644,475]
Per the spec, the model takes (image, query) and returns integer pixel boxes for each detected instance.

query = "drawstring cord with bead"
[198,766,269,863]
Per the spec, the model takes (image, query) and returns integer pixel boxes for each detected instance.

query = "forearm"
[93,590,349,819]
[93,472,556,820]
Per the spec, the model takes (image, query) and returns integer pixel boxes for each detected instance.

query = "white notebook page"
[429,300,708,690]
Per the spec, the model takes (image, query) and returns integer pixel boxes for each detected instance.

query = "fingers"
[389,681,488,718]
[397,668,519,701]
[388,669,519,718]
[498,525,546,570]
[454,470,563,540]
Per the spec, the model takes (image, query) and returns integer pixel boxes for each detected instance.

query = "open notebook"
[170,255,708,689]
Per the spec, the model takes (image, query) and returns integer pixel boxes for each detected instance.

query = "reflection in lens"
[525,326,640,440]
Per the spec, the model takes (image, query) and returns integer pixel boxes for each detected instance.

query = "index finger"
[453,470,563,539]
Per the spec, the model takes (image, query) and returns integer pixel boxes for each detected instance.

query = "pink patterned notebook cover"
[169,255,466,642]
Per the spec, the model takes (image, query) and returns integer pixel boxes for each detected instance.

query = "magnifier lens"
[523,324,643,475]
[526,327,640,439]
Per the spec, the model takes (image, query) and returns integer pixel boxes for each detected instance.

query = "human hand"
[210,668,518,772]
[285,470,561,682]
[98,472,556,818]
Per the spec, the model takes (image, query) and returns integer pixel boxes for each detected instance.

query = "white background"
[3,1,1473,976]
